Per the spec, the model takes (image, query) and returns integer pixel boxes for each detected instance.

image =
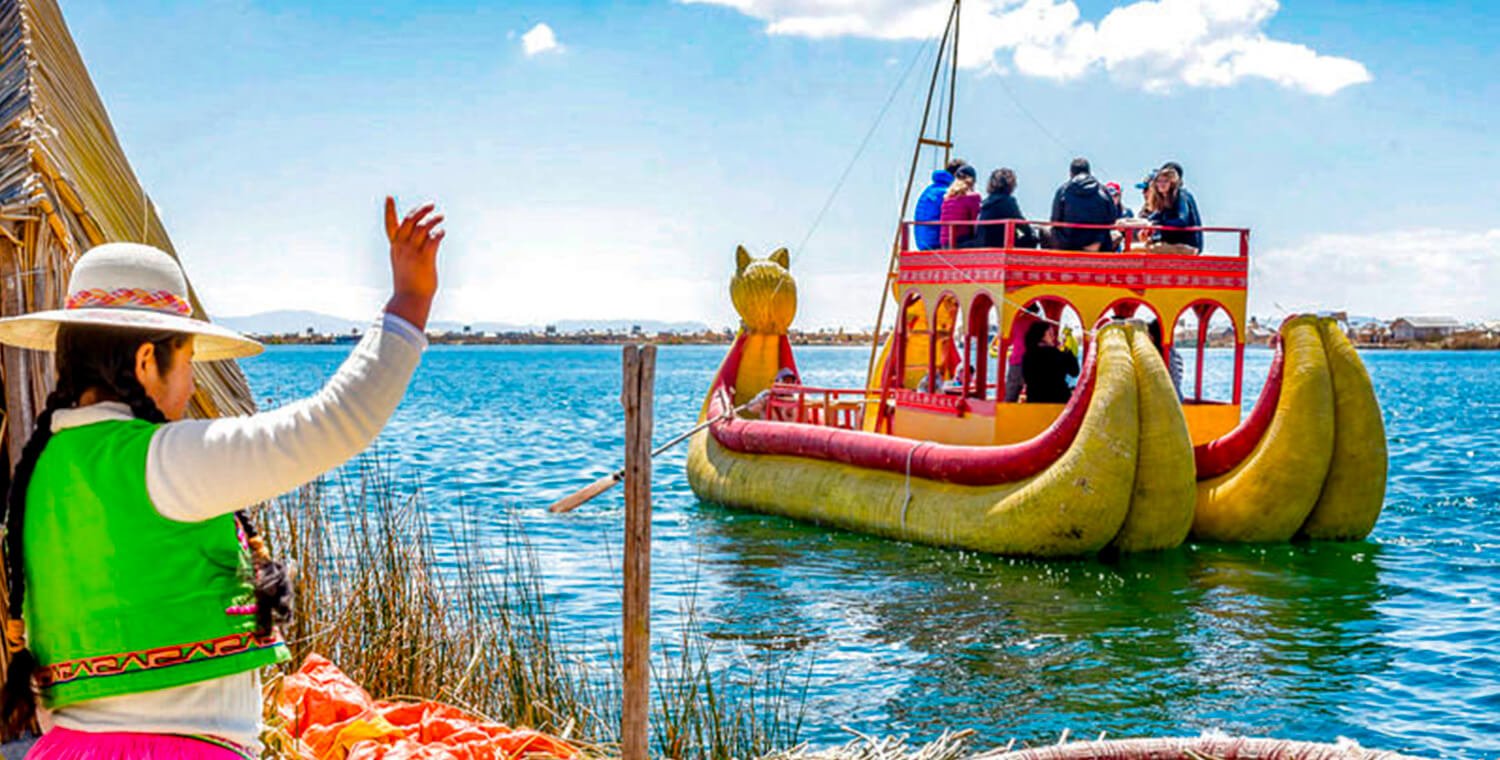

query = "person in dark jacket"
[1146,162,1202,250]
[1021,320,1079,403]
[1049,158,1116,251]
[913,158,966,250]
[977,168,1037,248]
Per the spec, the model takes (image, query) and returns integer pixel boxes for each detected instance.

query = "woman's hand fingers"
[396,203,436,244]
[421,229,446,260]
[412,214,444,244]
[384,197,399,241]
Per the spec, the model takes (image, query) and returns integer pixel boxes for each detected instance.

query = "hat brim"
[0,308,263,361]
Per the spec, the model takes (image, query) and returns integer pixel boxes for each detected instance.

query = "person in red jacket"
[939,164,981,248]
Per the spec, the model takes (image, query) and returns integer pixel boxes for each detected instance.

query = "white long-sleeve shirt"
[45,312,427,749]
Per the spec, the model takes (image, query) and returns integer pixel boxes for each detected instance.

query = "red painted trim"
[707,336,1100,486]
[1193,335,1285,479]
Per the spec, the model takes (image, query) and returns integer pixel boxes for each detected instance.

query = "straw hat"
[0,242,262,361]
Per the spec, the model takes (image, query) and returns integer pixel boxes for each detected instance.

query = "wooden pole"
[863,0,961,388]
[621,344,655,760]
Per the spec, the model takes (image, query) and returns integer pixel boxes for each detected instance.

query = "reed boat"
[685,2,1386,557]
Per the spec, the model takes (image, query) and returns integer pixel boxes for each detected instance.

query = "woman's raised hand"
[383,197,445,330]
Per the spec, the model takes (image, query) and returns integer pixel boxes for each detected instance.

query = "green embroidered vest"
[22,418,287,708]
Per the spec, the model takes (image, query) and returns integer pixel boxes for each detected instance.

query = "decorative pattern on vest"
[35,631,282,688]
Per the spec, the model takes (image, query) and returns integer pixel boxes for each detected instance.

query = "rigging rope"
[793,35,937,261]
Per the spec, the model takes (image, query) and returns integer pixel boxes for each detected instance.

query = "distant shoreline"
[253,331,875,347]
[251,333,1500,351]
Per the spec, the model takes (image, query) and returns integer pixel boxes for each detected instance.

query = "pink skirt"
[26,727,253,760]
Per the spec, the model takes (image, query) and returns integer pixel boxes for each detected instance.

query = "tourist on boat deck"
[1049,157,1116,251]
[0,198,444,760]
[1147,319,1184,399]
[977,168,1037,249]
[1135,171,1156,215]
[913,158,966,250]
[939,164,981,248]
[1146,162,1203,251]
[1105,182,1133,219]
[1004,303,1043,403]
[1021,320,1079,404]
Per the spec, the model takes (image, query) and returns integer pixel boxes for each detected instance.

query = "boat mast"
[865,0,962,385]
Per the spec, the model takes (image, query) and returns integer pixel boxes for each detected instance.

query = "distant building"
[1390,316,1462,342]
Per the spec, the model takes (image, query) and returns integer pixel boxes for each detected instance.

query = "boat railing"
[900,219,1250,258]
[765,383,875,430]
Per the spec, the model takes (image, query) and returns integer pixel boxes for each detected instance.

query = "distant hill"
[218,310,366,336]
[216,310,712,336]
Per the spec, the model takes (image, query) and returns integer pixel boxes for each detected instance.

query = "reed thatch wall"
[0,0,256,451]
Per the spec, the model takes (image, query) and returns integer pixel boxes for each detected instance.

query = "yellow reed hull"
[687,325,1205,557]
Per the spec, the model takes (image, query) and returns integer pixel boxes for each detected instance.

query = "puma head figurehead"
[729,246,796,335]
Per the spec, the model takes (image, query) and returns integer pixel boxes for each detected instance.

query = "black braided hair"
[2,385,76,735]
[1,323,292,731]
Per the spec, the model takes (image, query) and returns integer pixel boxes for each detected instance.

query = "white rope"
[793,35,936,260]
[900,440,933,529]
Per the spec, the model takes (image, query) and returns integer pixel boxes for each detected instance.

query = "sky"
[60,0,1500,328]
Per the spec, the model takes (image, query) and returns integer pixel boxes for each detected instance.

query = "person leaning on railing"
[1145,161,1202,252]
[977,168,1037,249]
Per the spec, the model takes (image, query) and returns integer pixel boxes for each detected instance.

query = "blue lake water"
[242,344,1500,758]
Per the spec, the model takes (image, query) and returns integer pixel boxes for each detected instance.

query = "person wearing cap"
[1104,182,1133,219]
[1146,161,1203,251]
[912,158,966,250]
[0,199,445,759]
[1048,158,1116,251]
[1135,171,1156,215]
[938,164,981,248]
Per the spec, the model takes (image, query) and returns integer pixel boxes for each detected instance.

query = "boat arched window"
[1170,300,1245,406]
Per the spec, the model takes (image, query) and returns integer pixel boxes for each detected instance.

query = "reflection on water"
[697,507,1392,744]
[243,345,1500,758]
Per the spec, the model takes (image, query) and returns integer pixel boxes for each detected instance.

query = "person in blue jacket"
[913,158,965,250]
[1147,161,1202,250]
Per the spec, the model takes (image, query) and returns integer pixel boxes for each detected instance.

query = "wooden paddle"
[548,392,766,513]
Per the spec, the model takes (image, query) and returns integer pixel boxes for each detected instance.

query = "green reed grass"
[257,456,808,760]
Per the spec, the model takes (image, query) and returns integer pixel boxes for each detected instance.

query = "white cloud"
[683,0,1371,95]
[1252,228,1500,321]
[521,22,562,57]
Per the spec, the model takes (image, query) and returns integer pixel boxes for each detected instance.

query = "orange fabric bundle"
[276,654,577,760]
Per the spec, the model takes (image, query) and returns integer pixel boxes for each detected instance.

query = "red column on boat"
[1233,338,1246,407]
[1193,304,1212,402]
[927,317,938,392]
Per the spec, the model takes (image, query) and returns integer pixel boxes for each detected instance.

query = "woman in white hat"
[0,198,444,759]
